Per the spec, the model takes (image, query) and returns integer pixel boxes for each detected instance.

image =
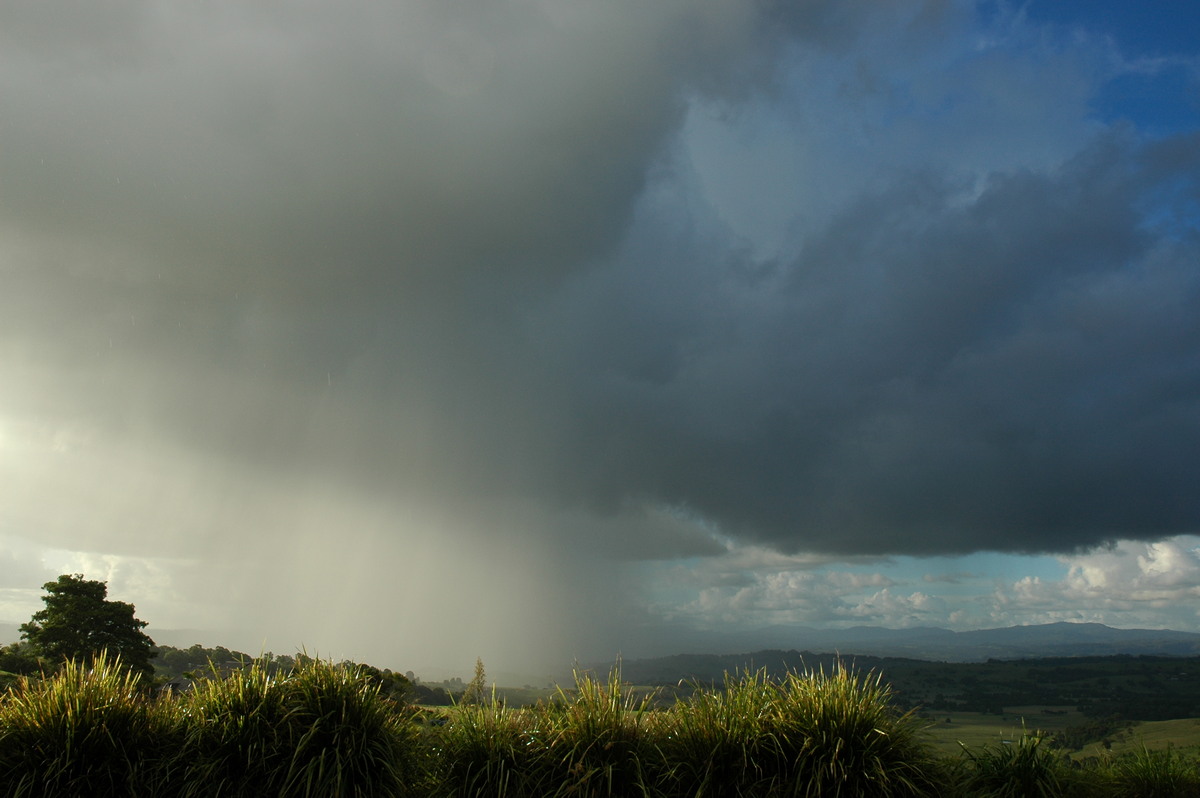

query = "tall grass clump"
[776,664,942,797]
[544,666,658,797]
[1104,744,1200,798]
[959,731,1063,798]
[657,664,942,797]
[432,665,657,798]
[656,669,785,796]
[174,657,294,796]
[280,658,420,797]
[432,692,551,797]
[0,652,181,798]
[177,656,418,797]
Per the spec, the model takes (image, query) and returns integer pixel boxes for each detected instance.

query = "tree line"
[0,574,458,705]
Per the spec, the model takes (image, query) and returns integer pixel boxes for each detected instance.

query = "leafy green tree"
[0,642,39,676]
[0,642,40,691]
[19,574,155,679]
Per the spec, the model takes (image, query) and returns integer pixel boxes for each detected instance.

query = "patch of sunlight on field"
[922,707,1083,754]
[1076,718,1200,759]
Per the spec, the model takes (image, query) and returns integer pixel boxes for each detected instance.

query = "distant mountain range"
[766,621,1200,661]
[593,622,1200,681]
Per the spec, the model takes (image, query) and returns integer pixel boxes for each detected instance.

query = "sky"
[2,0,1199,678]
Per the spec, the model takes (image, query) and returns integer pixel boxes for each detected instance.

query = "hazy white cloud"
[640,540,911,629]
[983,538,1200,628]
[843,589,942,624]
[663,561,943,631]
[633,536,1200,636]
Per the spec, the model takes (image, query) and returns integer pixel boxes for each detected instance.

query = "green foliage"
[0,643,40,677]
[621,652,1200,722]
[4,648,1200,797]
[349,660,414,701]
[173,658,295,796]
[19,574,155,679]
[434,695,552,797]
[0,652,182,798]
[0,653,421,797]
[656,668,792,795]
[433,665,657,798]
[409,682,457,706]
[435,663,942,797]
[544,666,657,797]
[774,665,942,797]
[176,657,419,797]
[959,731,1063,798]
[152,643,258,680]
[1050,714,1132,751]
[658,665,943,797]
[0,643,41,692]
[1105,744,1200,798]
[281,659,420,797]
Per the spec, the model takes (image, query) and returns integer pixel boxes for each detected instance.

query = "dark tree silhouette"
[20,574,155,679]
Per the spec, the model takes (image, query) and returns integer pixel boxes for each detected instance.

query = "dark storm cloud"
[3,0,1199,576]
[538,132,1200,555]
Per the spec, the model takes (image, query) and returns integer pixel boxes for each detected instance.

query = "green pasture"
[923,707,1200,760]
[1076,718,1200,759]
[923,707,1081,752]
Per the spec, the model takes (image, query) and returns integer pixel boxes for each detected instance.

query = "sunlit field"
[924,707,1087,753]
[1075,719,1200,759]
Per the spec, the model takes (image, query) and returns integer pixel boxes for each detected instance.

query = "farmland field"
[924,708,1200,759]
[923,707,1086,752]
[1075,718,1200,758]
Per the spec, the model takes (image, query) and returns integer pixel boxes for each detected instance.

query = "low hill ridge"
[595,621,1200,680]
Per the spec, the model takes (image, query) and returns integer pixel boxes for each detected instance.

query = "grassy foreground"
[1,655,1198,797]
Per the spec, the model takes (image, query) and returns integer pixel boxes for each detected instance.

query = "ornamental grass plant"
[645,663,943,797]
[276,658,421,797]
[1104,744,1200,798]
[175,656,417,798]
[0,652,181,798]
[172,657,295,797]
[542,666,658,798]
[432,666,657,798]
[959,730,1063,798]
[433,693,553,797]
[774,664,944,797]
[655,668,789,796]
